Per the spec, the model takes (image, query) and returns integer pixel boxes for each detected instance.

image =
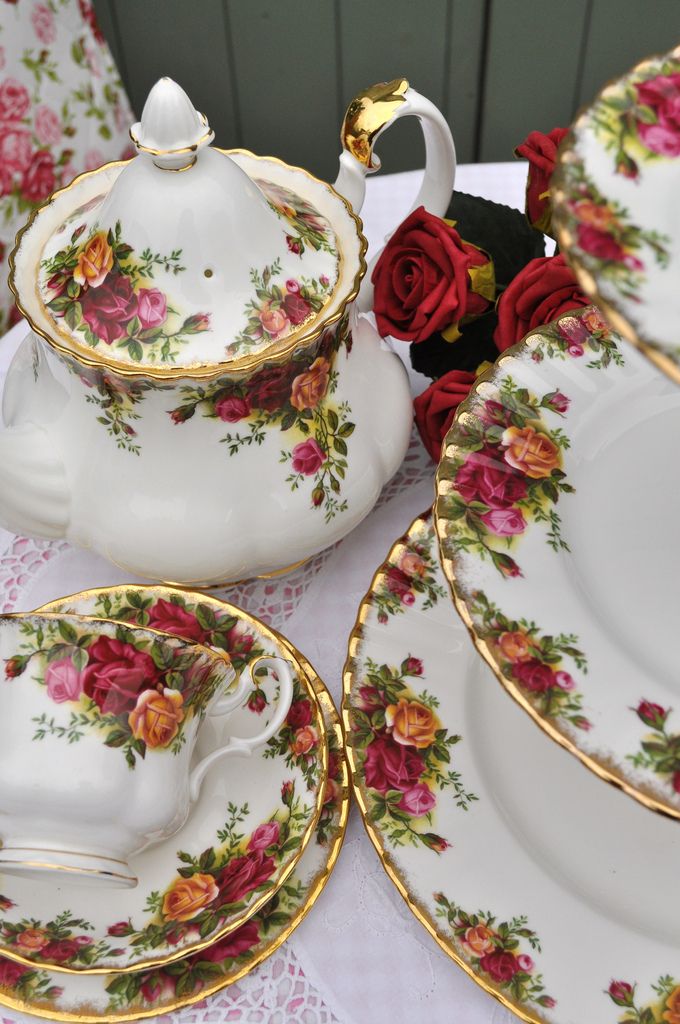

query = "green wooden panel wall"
[93,0,680,179]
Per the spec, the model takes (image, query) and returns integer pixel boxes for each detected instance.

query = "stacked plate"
[343,44,680,1024]
[0,586,348,1021]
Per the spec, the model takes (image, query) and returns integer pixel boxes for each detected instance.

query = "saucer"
[0,587,328,974]
[344,511,680,1024]
[0,642,348,1021]
[435,306,680,819]
[552,44,680,384]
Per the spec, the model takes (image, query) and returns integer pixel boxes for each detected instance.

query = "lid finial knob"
[129,77,214,170]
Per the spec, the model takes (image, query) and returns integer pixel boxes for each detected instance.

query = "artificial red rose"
[635,72,680,156]
[0,77,30,120]
[249,365,295,412]
[283,292,312,326]
[576,223,629,264]
[21,149,56,204]
[291,438,326,475]
[480,507,526,536]
[363,734,424,795]
[215,394,251,422]
[511,658,556,693]
[515,127,568,235]
[199,920,260,963]
[0,959,30,987]
[494,254,589,352]
[455,449,527,508]
[146,598,208,643]
[82,635,160,714]
[218,849,275,904]
[42,939,80,963]
[372,205,494,343]
[479,950,520,982]
[287,699,312,729]
[80,273,139,345]
[414,370,476,461]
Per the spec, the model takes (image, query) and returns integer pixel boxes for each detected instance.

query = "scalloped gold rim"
[0,634,348,1020]
[341,511,548,1024]
[434,311,680,823]
[0,586,329,977]
[8,149,367,382]
[551,42,680,387]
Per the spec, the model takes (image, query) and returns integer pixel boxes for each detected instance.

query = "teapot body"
[5,307,411,585]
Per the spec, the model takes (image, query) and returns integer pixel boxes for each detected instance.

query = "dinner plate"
[435,305,680,819]
[0,587,327,974]
[344,511,680,1024]
[553,43,680,385]
[0,637,347,1021]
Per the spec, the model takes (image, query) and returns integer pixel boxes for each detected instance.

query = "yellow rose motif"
[663,987,680,1024]
[502,425,561,479]
[498,630,533,663]
[73,231,114,289]
[399,551,426,578]
[15,928,49,953]
[581,307,609,336]
[162,873,219,923]
[128,688,185,749]
[290,357,331,411]
[385,698,438,749]
[463,924,495,956]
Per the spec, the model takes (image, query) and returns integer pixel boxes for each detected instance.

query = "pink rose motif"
[80,274,139,345]
[215,394,251,423]
[320,274,330,287]
[34,105,61,146]
[480,507,526,537]
[555,671,576,691]
[517,954,534,972]
[199,920,260,962]
[31,3,56,43]
[0,164,14,197]
[0,126,32,174]
[635,73,680,156]
[21,149,56,204]
[363,734,424,795]
[546,391,570,413]
[84,147,104,172]
[397,782,436,816]
[0,78,30,120]
[137,288,167,330]
[568,343,584,357]
[45,658,84,703]
[138,972,176,1005]
[285,279,300,294]
[259,304,290,340]
[147,598,208,643]
[291,438,326,475]
[218,849,275,904]
[247,821,280,852]
[405,657,423,675]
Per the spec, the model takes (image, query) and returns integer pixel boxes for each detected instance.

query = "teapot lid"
[21,78,360,376]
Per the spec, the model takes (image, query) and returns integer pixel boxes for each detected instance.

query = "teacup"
[0,612,293,888]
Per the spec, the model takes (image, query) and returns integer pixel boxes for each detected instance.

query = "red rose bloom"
[147,599,208,644]
[515,127,568,235]
[608,980,635,1007]
[215,394,251,422]
[576,223,628,263]
[80,274,139,345]
[455,449,527,509]
[479,950,520,982]
[511,658,556,693]
[282,292,312,325]
[249,365,295,412]
[635,73,680,156]
[385,566,412,598]
[199,920,260,962]
[493,254,589,352]
[287,699,312,729]
[138,971,175,1005]
[42,939,80,964]
[363,734,424,795]
[0,959,30,987]
[414,370,476,461]
[21,149,56,204]
[372,205,494,343]
[82,636,160,714]
[218,849,276,904]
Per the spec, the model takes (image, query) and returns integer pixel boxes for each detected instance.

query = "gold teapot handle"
[334,78,456,308]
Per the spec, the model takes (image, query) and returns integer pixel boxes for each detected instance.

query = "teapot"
[1,77,455,586]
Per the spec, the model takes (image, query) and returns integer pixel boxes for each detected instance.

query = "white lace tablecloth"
[0,162,528,1024]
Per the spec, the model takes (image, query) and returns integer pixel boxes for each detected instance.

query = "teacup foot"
[0,845,137,889]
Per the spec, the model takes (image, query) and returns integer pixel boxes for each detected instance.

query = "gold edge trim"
[432,319,680,823]
[0,588,330,977]
[160,554,312,591]
[128,124,214,157]
[0,643,349,1022]
[550,42,680,387]
[8,149,368,382]
[340,511,548,1024]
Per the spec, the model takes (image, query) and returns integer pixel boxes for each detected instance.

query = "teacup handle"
[334,78,456,310]
[189,656,294,801]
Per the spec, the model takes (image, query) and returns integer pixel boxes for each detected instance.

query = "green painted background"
[93,0,680,180]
